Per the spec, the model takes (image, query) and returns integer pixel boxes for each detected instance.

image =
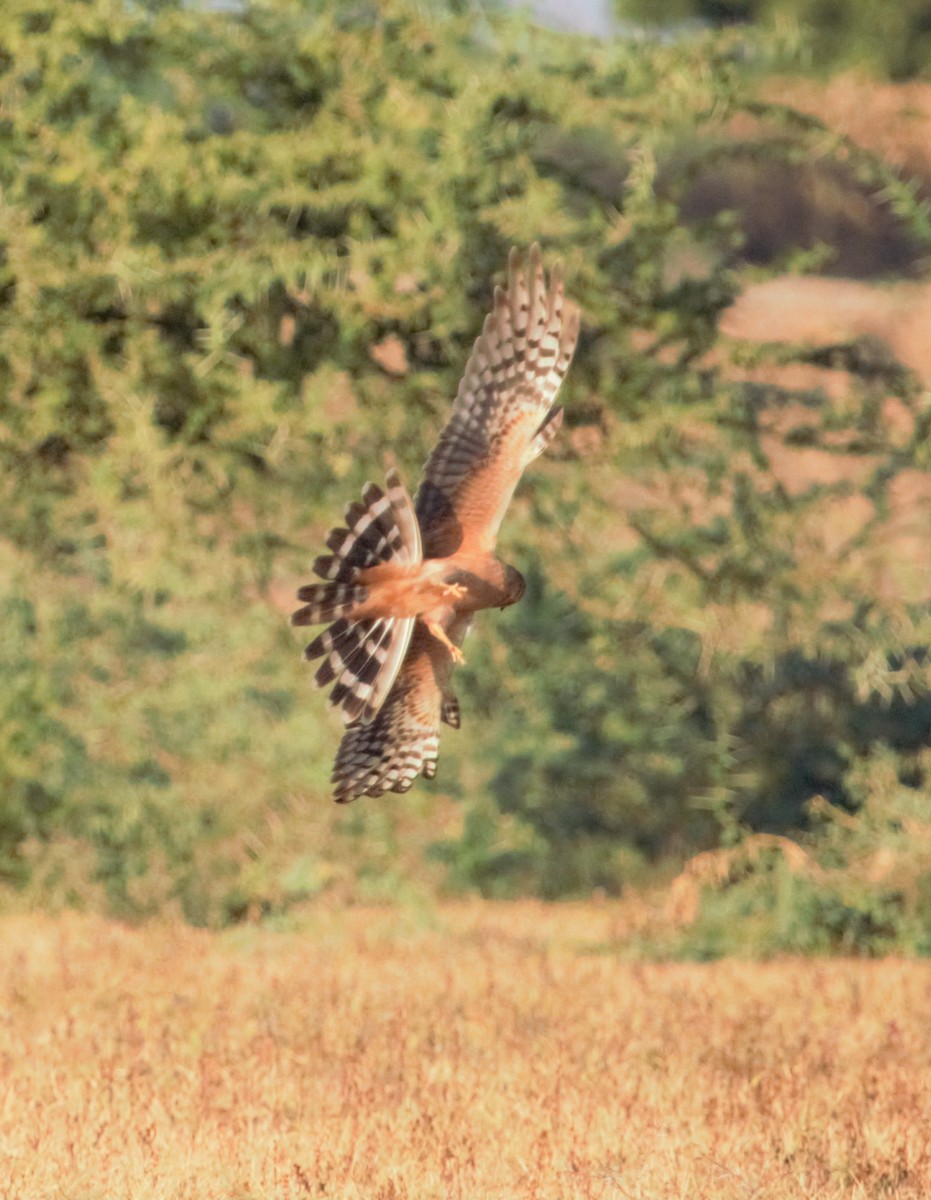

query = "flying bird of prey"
[292,244,580,802]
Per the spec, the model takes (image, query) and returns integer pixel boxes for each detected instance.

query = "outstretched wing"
[415,244,580,559]
[331,616,470,802]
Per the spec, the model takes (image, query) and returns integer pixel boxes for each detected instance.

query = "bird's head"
[502,565,526,608]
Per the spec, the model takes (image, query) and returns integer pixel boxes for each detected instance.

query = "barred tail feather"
[292,582,368,626]
[304,617,375,684]
[362,615,416,723]
[318,616,414,726]
[294,469,422,724]
[385,467,422,563]
[313,468,420,583]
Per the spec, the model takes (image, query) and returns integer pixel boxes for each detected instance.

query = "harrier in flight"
[293,245,580,801]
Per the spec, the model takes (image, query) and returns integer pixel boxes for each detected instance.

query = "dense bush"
[614,0,931,80]
[655,749,931,958]
[0,0,929,928]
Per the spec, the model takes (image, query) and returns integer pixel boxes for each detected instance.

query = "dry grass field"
[3,904,931,1200]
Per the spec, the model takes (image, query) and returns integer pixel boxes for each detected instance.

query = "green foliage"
[615,0,931,80]
[0,0,929,928]
[658,750,931,958]
[0,596,90,886]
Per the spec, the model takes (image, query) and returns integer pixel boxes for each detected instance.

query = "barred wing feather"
[332,616,470,802]
[415,244,580,558]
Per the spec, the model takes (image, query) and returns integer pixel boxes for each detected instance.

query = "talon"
[425,619,467,666]
[442,582,467,603]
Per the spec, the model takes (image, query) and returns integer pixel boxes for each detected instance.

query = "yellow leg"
[425,620,466,666]
[441,582,467,603]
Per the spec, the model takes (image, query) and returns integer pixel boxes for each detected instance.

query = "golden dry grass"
[4,904,931,1200]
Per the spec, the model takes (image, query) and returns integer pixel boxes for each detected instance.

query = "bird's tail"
[292,469,421,725]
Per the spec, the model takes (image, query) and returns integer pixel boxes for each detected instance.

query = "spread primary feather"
[291,244,580,802]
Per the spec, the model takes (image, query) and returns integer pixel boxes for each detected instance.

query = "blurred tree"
[0,0,928,920]
[615,0,931,80]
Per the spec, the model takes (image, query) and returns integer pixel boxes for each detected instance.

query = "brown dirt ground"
[714,75,931,604]
[725,72,931,374]
[765,73,931,186]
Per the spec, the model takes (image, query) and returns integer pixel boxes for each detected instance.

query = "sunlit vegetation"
[5,907,931,1199]
[0,0,929,943]
[615,0,931,80]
